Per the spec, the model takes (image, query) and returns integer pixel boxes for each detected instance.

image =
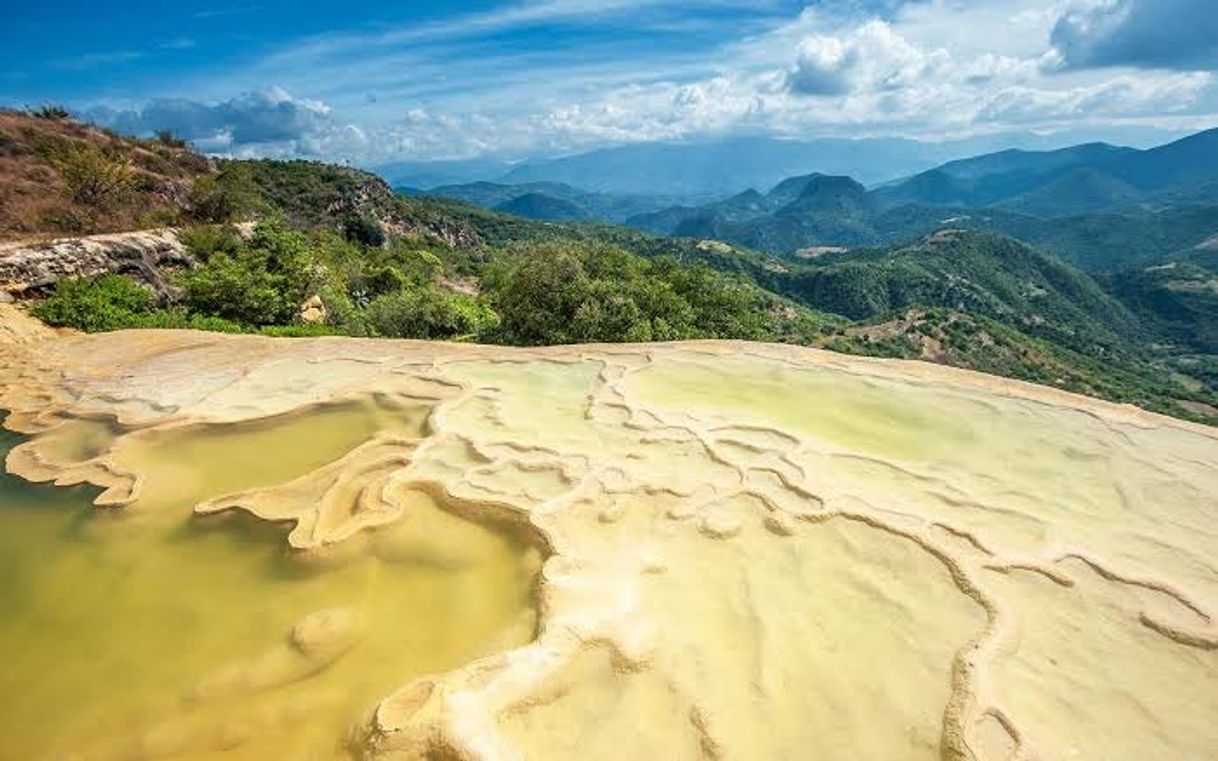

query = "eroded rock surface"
[0,228,193,301]
[1,304,1215,761]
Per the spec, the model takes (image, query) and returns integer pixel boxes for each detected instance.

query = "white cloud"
[87,87,370,160]
[80,0,1218,162]
[786,20,951,95]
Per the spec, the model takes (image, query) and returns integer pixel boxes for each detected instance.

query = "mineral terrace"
[1,304,1216,761]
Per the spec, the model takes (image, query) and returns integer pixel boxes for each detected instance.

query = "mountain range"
[393,128,1218,275]
[377,130,1187,201]
[397,181,677,223]
[590,129,1218,274]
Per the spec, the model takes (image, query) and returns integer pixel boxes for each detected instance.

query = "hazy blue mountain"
[372,158,516,189]
[494,193,590,222]
[995,167,1145,216]
[929,142,1138,181]
[495,136,1009,198]
[1113,128,1218,190]
[874,128,1218,213]
[626,128,1218,270]
[399,181,675,223]
[372,128,1206,208]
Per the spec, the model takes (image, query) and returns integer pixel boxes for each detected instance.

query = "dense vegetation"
[6,111,1217,425]
[822,308,1214,422]
[33,216,829,347]
[1107,250,1218,354]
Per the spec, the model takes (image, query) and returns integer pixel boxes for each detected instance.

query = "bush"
[178,224,243,262]
[363,287,496,340]
[154,129,188,149]
[187,165,265,223]
[178,221,313,326]
[484,241,771,345]
[126,309,242,333]
[29,104,70,120]
[31,274,153,331]
[47,142,135,208]
[341,214,386,247]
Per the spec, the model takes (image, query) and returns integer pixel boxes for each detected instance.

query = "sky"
[2,0,1217,165]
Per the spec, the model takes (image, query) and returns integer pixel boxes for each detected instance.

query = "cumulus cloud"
[787,36,854,95]
[1049,0,1218,70]
[785,21,949,96]
[87,87,366,158]
[74,2,1218,163]
[535,11,1213,148]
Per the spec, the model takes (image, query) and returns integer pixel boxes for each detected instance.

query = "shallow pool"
[0,412,540,761]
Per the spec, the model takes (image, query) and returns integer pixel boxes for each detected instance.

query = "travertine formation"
[1,304,1216,760]
[0,228,194,301]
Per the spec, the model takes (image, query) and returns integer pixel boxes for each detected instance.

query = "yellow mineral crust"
[1,303,1216,760]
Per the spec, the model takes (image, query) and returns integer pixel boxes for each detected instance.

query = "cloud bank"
[1048,0,1218,71]
[77,0,1218,162]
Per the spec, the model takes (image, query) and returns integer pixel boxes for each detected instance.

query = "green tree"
[48,143,135,208]
[363,286,496,340]
[178,221,313,326]
[187,164,265,223]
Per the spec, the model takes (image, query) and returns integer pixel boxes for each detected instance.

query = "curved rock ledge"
[1,304,1216,761]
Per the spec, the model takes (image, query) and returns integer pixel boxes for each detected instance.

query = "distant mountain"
[398,180,674,223]
[371,157,516,189]
[495,136,1026,198]
[628,128,1218,272]
[757,230,1141,354]
[494,193,590,222]
[666,174,888,252]
[874,128,1218,214]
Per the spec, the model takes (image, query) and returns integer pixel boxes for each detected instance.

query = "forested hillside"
[3,110,1216,424]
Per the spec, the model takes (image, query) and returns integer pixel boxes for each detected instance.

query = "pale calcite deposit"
[1,304,1216,761]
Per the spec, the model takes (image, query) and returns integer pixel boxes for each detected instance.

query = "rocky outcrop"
[326,173,482,249]
[0,228,195,302]
[299,294,328,324]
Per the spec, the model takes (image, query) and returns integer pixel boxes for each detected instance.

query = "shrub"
[178,221,313,326]
[187,165,265,223]
[382,241,443,285]
[341,214,386,247]
[126,309,242,333]
[484,241,771,345]
[361,265,407,299]
[363,287,496,340]
[48,142,135,208]
[178,224,243,262]
[154,129,188,149]
[31,274,153,331]
[29,104,70,120]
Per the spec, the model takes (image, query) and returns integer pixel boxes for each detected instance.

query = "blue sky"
[3,0,1217,164]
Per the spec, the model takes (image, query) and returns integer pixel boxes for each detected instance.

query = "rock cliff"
[0,228,193,301]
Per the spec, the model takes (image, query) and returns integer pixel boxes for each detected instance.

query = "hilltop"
[620,129,1218,274]
[0,108,209,240]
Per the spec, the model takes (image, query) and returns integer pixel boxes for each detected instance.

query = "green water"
[0,417,539,761]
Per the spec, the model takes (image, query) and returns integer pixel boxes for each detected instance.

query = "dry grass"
[0,110,214,241]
